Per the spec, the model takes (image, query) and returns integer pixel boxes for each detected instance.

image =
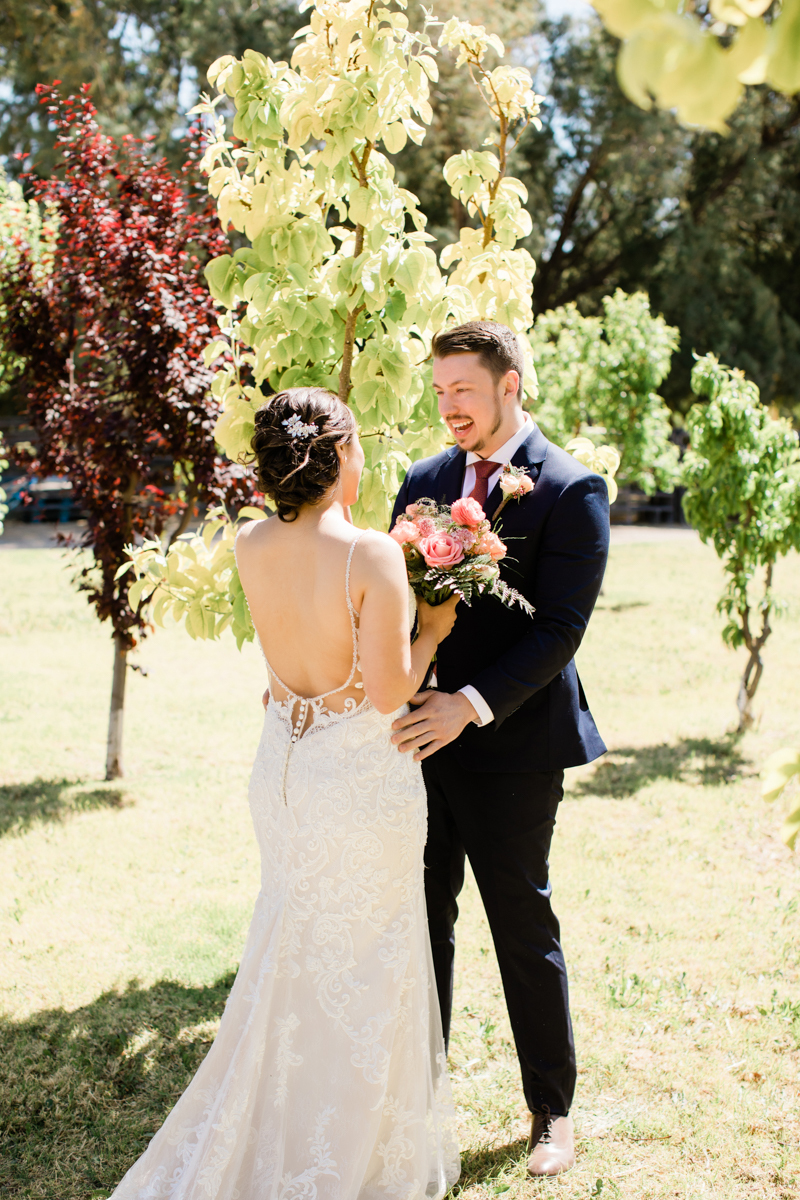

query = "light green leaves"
[761,748,800,850]
[592,0,800,133]
[123,507,259,650]
[565,438,621,504]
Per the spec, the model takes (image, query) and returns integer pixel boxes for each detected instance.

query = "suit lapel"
[485,423,549,519]
[434,445,466,505]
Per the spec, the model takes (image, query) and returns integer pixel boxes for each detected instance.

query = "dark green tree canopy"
[0,0,306,173]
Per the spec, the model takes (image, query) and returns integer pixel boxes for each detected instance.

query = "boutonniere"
[493,463,534,521]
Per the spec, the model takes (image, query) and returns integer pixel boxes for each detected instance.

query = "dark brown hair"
[432,320,524,400]
[251,387,356,522]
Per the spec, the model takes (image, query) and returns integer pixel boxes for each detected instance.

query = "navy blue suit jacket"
[391,423,610,773]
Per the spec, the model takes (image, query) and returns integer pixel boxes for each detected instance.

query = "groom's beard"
[469,392,504,456]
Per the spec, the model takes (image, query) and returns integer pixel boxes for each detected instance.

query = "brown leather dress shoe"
[527,1107,575,1177]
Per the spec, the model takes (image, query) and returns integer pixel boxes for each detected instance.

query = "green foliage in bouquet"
[682,353,800,730]
[591,0,800,134]
[761,748,800,851]
[531,289,680,496]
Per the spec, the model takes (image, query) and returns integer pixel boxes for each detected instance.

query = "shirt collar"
[465,412,535,467]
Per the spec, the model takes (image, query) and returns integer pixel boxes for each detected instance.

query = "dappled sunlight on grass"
[1,541,799,1197]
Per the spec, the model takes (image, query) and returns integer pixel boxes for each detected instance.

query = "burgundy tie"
[469,459,499,511]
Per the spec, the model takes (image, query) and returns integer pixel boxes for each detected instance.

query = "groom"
[390,320,609,1177]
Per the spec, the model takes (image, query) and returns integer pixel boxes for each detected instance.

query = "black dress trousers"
[422,746,577,1116]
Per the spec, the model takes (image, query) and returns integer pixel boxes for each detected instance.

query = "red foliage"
[1,84,259,647]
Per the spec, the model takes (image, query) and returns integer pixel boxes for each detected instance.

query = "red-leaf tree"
[0,84,257,778]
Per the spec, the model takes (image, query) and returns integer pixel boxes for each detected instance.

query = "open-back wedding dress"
[110,533,460,1200]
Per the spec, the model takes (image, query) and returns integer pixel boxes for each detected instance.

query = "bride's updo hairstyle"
[251,387,357,522]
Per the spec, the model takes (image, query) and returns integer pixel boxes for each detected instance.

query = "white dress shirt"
[457,414,536,728]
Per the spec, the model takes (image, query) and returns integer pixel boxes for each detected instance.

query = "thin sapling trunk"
[106,634,128,779]
[736,562,773,732]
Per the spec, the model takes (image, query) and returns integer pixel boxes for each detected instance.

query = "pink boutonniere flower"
[493,463,534,520]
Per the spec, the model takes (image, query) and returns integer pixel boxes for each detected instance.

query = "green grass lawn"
[1,535,799,1199]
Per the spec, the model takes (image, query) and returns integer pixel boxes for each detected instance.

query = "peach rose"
[450,496,486,528]
[475,531,507,562]
[499,471,534,496]
[419,532,465,568]
[390,520,420,545]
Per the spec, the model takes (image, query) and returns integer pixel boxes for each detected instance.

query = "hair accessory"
[282,413,319,440]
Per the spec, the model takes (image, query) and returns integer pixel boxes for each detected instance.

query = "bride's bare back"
[236,506,457,719]
[236,514,371,714]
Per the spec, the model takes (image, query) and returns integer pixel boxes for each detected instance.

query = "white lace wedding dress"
[110,534,460,1200]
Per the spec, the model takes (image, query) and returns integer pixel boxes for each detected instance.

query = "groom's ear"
[503,369,521,403]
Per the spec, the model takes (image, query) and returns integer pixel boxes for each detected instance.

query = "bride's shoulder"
[234,512,278,559]
[352,526,406,581]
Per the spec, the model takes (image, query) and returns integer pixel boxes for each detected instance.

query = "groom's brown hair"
[432,320,524,401]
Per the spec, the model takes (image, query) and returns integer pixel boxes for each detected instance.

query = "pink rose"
[419,532,465,569]
[415,517,437,538]
[450,496,486,528]
[405,502,424,518]
[390,520,420,545]
[475,531,507,562]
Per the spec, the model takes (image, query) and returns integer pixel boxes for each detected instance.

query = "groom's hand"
[391,690,477,761]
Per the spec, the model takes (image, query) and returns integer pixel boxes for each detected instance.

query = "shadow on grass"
[0,778,129,838]
[0,973,236,1199]
[596,600,651,613]
[571,734,748,800]
[453,1137,529,1193]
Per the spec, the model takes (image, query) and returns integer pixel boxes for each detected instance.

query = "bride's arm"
[355,533,457,715]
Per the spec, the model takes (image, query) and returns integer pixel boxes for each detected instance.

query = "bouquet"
[389,496,534,616]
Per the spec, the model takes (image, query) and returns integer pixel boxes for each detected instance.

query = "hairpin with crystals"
[282,413,319,439]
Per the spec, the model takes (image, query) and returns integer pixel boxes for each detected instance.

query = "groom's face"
[433,352,511,455]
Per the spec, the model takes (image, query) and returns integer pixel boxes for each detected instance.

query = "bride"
[109,386,461,1200]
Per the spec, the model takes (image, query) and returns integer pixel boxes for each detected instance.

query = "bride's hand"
[262,687,270,710]
[416,594,459,645]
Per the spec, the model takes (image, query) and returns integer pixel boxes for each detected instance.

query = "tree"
[681,353,800,730]
[195,6,544,532]
[0,0,307,175]
[591,0,800,132]
[123,1,620,646]
[531,289,680,494]
[0,164,57,415]
[0,85,257,777]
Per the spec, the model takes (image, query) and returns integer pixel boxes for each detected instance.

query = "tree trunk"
[737,647,764,732]
[736,565,772,732]
[106,635,127,779]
